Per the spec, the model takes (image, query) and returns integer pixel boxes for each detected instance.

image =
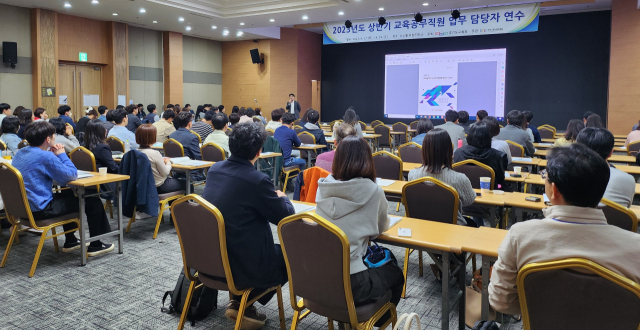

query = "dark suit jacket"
[91,143,119,174]
[126,113,142,133]
[285,101,301,119]
[201,155,295,289]
[453,145,508,185]
[169,127,201,160]
[119,149,159,217]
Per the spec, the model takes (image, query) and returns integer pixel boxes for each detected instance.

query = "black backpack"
[161,267,218,326]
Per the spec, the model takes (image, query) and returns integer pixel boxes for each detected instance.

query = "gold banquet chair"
[69,146,114,218]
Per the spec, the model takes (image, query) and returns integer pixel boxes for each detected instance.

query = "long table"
[534,149,636,163]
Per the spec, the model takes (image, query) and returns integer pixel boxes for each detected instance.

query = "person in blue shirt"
[411,118,434,145]
[523,111,541,143]
[56,105,76,130]
[107,108,139,149]
[0,115,22,153]
[274,112,306,169]
[169,111,201,160]
[11,121,114,255]
[97,105,108,122]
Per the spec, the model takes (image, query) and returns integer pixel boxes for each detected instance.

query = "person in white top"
[135,124,186,194]
[265,108,284,131]
[0,103,12,126]
[483,116,512,164]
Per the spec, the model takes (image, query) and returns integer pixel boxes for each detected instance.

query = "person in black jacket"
[125,104,142,133]
[300,109,328,153]
[201,122,294,328]
[84,119,119,174]
[454,121,508,186]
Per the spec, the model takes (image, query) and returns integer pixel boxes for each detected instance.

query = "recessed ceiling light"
[240,22,244,26]
[92,0,99,4]
[186,26,191,31]
[139,8,146,13]
[237,31,244,36]
[212,25,217,29]
[178,17,184,22]
[64,2,71,8]
[153,21,157,23]
[112,13,118,16]
[423,2,429,6]
[223,30,229,35]
[302,15,308,20]
[379,7,384,11]
[338,11,344,15]
[270,19,275,22]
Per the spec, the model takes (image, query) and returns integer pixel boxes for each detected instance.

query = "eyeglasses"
[540,169,547,180]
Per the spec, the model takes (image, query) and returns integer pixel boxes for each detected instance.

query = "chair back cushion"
[392,123,408,144]
[600,201,636,232]
[453,162,494,189]
[373,125,391,147]
[70,147,96,172]
[164,139,185,158]
[372,153,402,180]
[201,143,225,162]
[18,140,29,149]
[298,133,316,159]
[359,122,367,132]
[410,121,418,130]
[398,144,422,163]
[628,141,640,157]
[538,127,555,139]
[0,163,31,219]
[403,179,458,224]
[266,130,275,137]
[106,137,124,152]
[507,142,524,157]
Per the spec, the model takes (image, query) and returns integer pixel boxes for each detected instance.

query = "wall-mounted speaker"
[250,48,264,64]
[2,42,17,68]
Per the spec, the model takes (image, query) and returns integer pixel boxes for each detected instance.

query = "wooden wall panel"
[103,22,128,109]
[58,14,109,64]
[269,28,299,119]
[31,9,58,118]
[163,32,183,106]
[296,29,322,118]
[608,0,640,134]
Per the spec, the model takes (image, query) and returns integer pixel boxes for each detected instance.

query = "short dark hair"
[57,105,71,116]
[343,108,358,126]
[137,103,144,108]
[218,105,224,112]
[421,128,453,174]
[583,111,595,121]
[162,109,176,120]
[84,119,107,151]
[185,104,191,108]
[232,106,239,113]
[34,107,46,118]
[212,113,228,130]
[111,108,128,124]
[271,108,284,121]
[282,113,296,125]
[238,107,246,116]
[255,108,262,116]
[476,110,488,121]
[116,105,125,110]
[289,93,295,97]
[522,111,533,123]
[458,111,469,124]
[49,117,67,135]
[229,113,241,125]
[506,110,524,127]
[576,127,614,160]
[416,118,434,135]
[98,106,108,115]
[445,110,459,122]
[306,109,319,124]
[106,110,115,122]
[245,107,256,117]
[24,121,56,146]
[147,104,157,113]
[546,144,610,208]
[204,110,216,122]
[229,122,267,160]
[466,121,492,148]
[125,104,137,114]
[18,109,33,126]
[0,103,10,113]
[135,124,157,147]
[585,114,604,128]
[1,115,19,134]
[333,136,375,182]
[482,116,501,137]
[167,104,174,110]
[564,119,585,141]
[87,109,99,118]
[174,111,193,128]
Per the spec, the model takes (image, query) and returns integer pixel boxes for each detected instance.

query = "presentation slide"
[384,49,506,120]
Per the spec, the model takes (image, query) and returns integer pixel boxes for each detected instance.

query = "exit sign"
[79,52,88,62]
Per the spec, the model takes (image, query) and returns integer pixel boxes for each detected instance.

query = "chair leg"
[1,225,19,268]
[52,227,59,252]
[29,231,48,277]
[177,279,197,330]
[125,207,137,234]
[277,286,286,330]
[153,201,167,239]
[472,253,477,273]
[418,250,423,277]
[401,248,410,298]
[291,310,301,330]
[328,319,335,330]
[105,200,113,218]
[395,203,400,212]
[234,290,253,330]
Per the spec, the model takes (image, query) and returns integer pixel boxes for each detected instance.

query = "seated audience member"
[49,117,80,153]
[116,105,125,110]
[483,116,512,164]
[435,110,467,151]
[107,108,139,149]
[457,110,471,133]
[274,113,306,170]
[474,110,489,125]
[57,105,76,129]
[408,129,476,225]
[169,111,201,160]
[217,104,225,113]
[265,108,284,131]
[454,121,508,186]
[201,122,294,327]
[625,121,640,148]
[34,107,48,121]
[125,104,142,133]
[315,136,404,324]
[583,111,595,125]
[300,109,327,153]
[84,119,119,174]
[553,119,584,147]
[16,109,34,139]
[136,124,187,194]
[12,121,114,255]
[204,112,230,156]
[76,108,99,134]
[411,118,434,145]
[228,112,241,130]
[0,116,21,152]
[231,106,239,114]
[0,103,12,125]
[586,114,604,128]
[191,110,214,140]
[496,110,535,156]
[239,107,254,124]
[254,108,267,125]
[522,111,541,143]
[333,108,364,138]
[137,103,146,119]
[577,127,635,207]
[144,104,159,124]
[316,123,357,173]
[194,105,205,121]
[103,110,116,135]
[153,109,177,143]
[97,106,108,122]
[488,144,640,315]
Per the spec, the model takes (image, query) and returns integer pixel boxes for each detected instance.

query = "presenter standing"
[286,93,301,119]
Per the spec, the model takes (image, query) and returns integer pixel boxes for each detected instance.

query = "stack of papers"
[292,202,316,214]
[112,154,124,159]
[538,143,553,146]
[300,143,315,147]
[76,170,94,179]
[389,216,402,228]
[170,157,209,166]
[261,152,274,156]
[376,178,395,187]
[512,157,532,162]
[169,157,191,164]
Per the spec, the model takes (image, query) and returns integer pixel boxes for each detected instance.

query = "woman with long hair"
[553,119,585,147]
[411,118,434,145]
[84,119,119,174]
[16,108,34,139]
[333,107,363,139]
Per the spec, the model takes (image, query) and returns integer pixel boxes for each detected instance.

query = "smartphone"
[476,192,482,197]
[525,196,541,202]
[398,228,412,237]
[511,173,522,178]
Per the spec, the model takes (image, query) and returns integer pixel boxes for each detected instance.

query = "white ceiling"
[0,0,611,41]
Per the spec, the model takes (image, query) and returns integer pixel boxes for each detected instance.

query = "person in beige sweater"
[135,124,186,194]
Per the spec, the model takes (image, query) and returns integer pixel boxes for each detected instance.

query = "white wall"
[0,4,32,109]
[183,36,222,107]
[128,26,163,109]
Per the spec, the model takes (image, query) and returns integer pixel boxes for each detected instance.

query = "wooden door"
[77,65,102,120]
[58,64,77,119]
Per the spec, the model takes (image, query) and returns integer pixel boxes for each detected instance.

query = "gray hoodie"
[315,175,390,274]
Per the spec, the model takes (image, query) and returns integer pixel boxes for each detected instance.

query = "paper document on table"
[512,157,532,162]
[363,134,374,137]
[538,143,553,146]
[389,216,402,228]
[152,142,163,148]
[505,172,510,177]
[292,202,316,214]
[261,152,274,155]
[300,143,315,147]
[376,178,395,187]
[543,194,550,203]
[326,137,335,142]
[112,154,124,159]
[618,147,627,150]
[76,170,94,179]
[170,157,192,164]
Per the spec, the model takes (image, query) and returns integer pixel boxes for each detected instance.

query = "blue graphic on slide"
[421,83,457,106]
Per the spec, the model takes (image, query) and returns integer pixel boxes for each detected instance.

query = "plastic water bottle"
[125,140,131,153]
[2,148,13,160]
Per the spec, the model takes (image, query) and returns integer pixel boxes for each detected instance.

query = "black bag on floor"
[161,267,218,326]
